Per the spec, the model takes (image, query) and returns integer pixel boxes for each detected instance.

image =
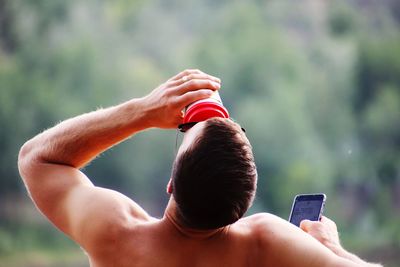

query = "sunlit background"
[1,0,399,266]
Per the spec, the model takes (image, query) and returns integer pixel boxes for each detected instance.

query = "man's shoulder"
[232,213,298,242]
[236,212,287,229]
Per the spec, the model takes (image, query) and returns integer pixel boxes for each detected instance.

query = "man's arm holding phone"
[286,194,382,266]
[254,213,363,267]
[301,217,383,267]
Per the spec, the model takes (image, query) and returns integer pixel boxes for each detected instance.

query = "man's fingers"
[169,69,204,81]
[169,73,221,86]
[300,219,313,232]
[320,216,338,231]
[321,216,333,224]
[169,69,221,83]
[300,219,326,233]
[177,89,214,108]
[175,79,220,95]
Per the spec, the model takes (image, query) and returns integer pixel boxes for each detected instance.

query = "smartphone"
[289,193,326,227]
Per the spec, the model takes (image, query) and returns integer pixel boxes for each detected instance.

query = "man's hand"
[301,217,383,267]
[142,69,221,129]
[300,216,341,253]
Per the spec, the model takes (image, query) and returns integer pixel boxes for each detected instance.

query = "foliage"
[0,0,399,266]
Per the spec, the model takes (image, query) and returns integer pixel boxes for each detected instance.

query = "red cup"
[183,91,229,123]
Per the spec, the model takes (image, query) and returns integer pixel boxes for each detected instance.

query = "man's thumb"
[300,219,312,232]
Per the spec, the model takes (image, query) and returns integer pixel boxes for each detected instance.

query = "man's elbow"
[18,140,37,180]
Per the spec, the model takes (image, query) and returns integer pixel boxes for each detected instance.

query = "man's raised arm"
[17,69,220,250]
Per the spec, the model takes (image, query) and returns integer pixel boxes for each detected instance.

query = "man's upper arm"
[20,161,150,249]
[252,213,362,267]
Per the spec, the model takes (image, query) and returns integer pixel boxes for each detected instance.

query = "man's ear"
[166,178,173,194]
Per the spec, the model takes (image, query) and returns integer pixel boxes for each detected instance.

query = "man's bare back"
[18,70,381,267]
[89,216,256,267]
[84,206,341,267]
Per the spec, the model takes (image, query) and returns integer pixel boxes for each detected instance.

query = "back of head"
[171,118,257,230]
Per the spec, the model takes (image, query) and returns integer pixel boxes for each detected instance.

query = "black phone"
[289,193,326,227]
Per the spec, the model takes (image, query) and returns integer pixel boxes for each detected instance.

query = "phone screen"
[289,194,326,227]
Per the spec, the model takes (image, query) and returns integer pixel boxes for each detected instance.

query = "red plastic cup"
[182,91,229,124]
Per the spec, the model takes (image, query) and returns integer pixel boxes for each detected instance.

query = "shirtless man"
[18,69,381,267]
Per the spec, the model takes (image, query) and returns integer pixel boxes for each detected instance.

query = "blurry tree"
[0,0,400,266]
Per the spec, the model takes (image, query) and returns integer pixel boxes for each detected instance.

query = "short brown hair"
[171,118,257,229]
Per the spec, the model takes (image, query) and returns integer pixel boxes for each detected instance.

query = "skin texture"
[18,69,382,267]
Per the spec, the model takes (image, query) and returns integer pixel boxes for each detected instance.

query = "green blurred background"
[1,0,399,266]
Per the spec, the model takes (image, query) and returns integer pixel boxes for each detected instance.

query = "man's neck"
[163,199,228,240]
